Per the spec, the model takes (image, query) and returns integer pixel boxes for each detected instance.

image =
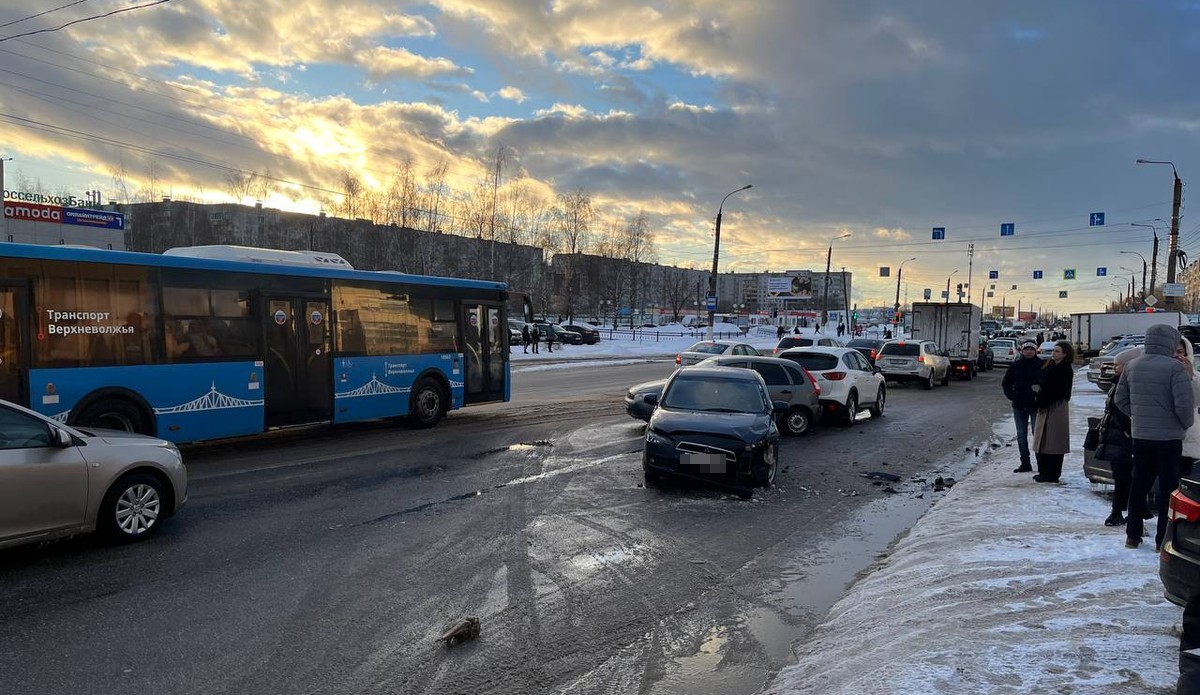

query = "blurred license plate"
[682,452,726,473]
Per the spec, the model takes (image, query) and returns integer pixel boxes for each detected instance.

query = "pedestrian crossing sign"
[1063,269,1076,280]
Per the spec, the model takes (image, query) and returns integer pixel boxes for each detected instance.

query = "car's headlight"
[646,429,672,445]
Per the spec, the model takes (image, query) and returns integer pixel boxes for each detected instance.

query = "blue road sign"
[705,295,718,311]
[1090,212,1105,226]
[879,266,890,277]
[1033,270,1043,279]
[1097,267,1107,277]
[932,227,946,240]
[1059,291,1068,299]
[1064,269,1076,280]
[1000,223,1015,237]
[988,270,998,279]
[923,288,932,300]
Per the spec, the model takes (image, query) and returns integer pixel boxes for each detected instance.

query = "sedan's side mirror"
[52,427,73,448]
[772,400,789,414]
[643,394,659,406]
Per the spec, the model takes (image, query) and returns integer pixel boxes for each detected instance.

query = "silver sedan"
[0,399,187,549]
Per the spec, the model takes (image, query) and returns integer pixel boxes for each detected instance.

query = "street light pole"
[894,257,916,328]
[822,232,851,326]
[945,269,959,305]
[707,184,752,340]
[1137,160,1182,306]
[1119,250,1147,298]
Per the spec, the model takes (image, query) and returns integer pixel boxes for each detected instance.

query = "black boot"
[1013,461,1032,473]
[1104,513,1126,527]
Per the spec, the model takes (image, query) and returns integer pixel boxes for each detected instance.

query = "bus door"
[0,282,29,405]
[460,302,506,404]
[262,296,333,427]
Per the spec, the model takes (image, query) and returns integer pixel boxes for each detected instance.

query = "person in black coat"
[1098,347,1142,526]
[1002,340,1043,472]
[1030,341,1075,482]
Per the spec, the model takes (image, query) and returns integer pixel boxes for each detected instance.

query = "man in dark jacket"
[1002,340,1043,472]
[1115,323,1196,550]
[1099,347,1142,526]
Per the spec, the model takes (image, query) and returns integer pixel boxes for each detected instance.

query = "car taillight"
[1168,490,1200,523]
[870,350,878,360]
[803,367,821,395]
[773,348,779,355]
[824,371,847,381]
[1008,349,1014,356]
[917,356,925,363]
[675,354,681,365]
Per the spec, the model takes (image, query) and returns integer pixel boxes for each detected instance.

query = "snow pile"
[510,324,779,363]
[768,369,1179,694]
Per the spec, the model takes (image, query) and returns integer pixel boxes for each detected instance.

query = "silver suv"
[1088,335,1144,388]
[877,339,951,390]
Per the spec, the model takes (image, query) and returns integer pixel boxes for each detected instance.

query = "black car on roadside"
[641,366,786,497]
[1161,476,1200,606]
[845,338,885,367]
[561,324,601,344]
[535,323,583,345]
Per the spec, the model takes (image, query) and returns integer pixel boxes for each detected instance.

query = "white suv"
[777,347,886,425]
[877,340,951,390]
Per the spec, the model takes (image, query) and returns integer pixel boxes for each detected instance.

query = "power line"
[0,0,171,43]
[0,0,92,30]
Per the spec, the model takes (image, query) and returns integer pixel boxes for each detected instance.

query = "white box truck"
[909,302,983,379]
[1070,311,1184,357]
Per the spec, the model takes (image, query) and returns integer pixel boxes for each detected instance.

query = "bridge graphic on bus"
[153,383,265,414]
[335,374,411,399]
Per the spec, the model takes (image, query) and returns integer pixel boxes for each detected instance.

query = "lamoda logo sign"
[4,200,62,222]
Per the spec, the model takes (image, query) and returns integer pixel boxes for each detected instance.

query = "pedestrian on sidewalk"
[1097,346,1142,526]
[1002,340,1042,472]
[1115,323,1195,550]
[1030,339,1075,482]
[531,325,540,354]
[520,324,531,354]
[1176,338,1200,482]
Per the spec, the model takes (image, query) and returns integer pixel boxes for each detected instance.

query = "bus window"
[161,286,255,362]
[33,262,157,368]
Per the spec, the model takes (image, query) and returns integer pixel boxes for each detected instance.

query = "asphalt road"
[0,361,1012,695]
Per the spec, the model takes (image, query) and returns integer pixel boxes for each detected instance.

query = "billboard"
[766,274,813,299]
[1019,311,1038,322]
[3,199,124,230]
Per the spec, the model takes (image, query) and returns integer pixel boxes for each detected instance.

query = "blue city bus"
[0,243,530,444]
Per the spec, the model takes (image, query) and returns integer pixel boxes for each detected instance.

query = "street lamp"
[1119,250,1148,298]
[945,269,959,304]
[1120,266,1138,302]
[894,257,916,328]
[821,232,852,325]
[1131,221,1163,296]
[1136,159,1183,306]
[707,184,753,340]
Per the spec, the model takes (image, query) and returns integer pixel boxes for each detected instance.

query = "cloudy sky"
[1,0,1198,312]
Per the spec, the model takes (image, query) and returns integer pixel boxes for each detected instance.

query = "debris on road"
[860,471,901,482]
[932,476,957,491]
[836,488,860,497]
[437,617,481,647]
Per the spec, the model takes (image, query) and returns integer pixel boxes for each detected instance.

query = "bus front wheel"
[408,379,445,429]
[75,397,153,436]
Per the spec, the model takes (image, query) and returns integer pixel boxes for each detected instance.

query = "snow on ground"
[508,323,901,365]
[767,368,1181,695]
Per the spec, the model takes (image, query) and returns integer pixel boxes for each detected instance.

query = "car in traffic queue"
[989,338,1018,366]
[535,322,584,345]
[641,366,785,497]
[777,346,886,425]
[771,335,843,356]
[1036,341,1057,361]
[676,340,760,367]
[1160,476,1200,607]
[876,339,951,390]
[561,324,601,344]
[0,399,188,549]
[845,338,885,367]
[1088,335,1145,388]
[625,356,823,436]
[977,338,995,372]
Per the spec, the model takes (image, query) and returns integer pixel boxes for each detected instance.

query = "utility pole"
[1151,230,1160,297]
[966,243,975,306]
[1167,173,1183,307]
[822,245,833,325]
[841,267,849,326]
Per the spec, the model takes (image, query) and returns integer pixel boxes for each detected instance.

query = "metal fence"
[593,328,743,342]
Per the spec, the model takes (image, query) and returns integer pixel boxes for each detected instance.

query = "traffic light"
[770,306,778,318]
[956,283,963,294]
[852,310,858,321]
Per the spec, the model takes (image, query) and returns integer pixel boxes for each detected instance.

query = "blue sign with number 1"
[1000,223,1015,237]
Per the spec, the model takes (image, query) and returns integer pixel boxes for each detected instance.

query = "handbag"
[1083,426,1100,452]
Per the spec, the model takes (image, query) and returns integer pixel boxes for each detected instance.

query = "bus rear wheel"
[74,397,153,436]
[408,379,445,429]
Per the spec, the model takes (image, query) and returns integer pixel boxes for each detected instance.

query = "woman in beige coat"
[1031,340,1075,482]
[1177,338,1200,476]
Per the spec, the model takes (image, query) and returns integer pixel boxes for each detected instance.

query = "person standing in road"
[1097,347,1142,526]
[1030,340,1075,482]
[1002,340,1043,473]
[530,324,540,354]
[1115,323,1195,550]
[838,322,846,337]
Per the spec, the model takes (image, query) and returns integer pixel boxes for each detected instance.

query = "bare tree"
[337,169,365,219]
[385,158,419,228]
[109,158,130,203]
[224,171,255,205]
[251,168,274,204]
